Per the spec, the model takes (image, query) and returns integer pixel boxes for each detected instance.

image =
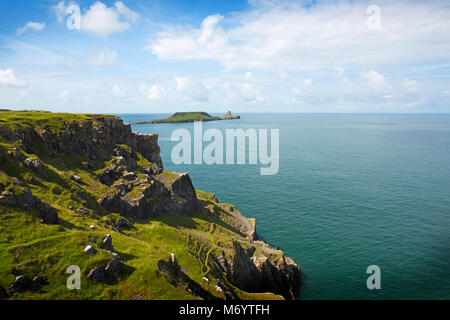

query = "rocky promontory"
[0,110,299,300]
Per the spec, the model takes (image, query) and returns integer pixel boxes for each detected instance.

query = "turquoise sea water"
[119,113,450,300]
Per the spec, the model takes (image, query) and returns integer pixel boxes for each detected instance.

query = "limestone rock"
[23,157,44,176]
[122,172,137,181]
[87,266,107,283]
[87,257,123,283]
[0,191,16,206]
[116,217,133,229]
[71,174,82,183]
[99,234,113,251]
[84,245,97,256]
[104,256,122,281]
[157,253,182,278]
[38,204,58,224]
[8,275,45,293]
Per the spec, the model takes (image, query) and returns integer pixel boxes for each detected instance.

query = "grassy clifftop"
[0,110,299,300]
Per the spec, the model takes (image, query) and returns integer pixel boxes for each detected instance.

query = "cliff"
[0,110,300,300]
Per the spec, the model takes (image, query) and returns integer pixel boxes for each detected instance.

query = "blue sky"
[0,0,449,113]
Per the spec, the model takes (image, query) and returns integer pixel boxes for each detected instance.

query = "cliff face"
[0,115,162,168]
[0,111,300,300]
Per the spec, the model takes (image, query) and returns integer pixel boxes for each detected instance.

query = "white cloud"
[86,49,118,66]
[175,77,209,102]
[148,1,450,72]
[304,78,312,86]
[114,1,140,23]
[16,22,45,35]
[0,68,28,88]
[54,1,139,36]
[403,78,419,91]
[139,84,164,101]
[112,84,126,98]
[361,70,388,91]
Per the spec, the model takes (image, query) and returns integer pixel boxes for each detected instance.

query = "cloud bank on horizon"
[0,0,449,113]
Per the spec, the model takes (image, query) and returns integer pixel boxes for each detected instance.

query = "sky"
[0,0,450,113]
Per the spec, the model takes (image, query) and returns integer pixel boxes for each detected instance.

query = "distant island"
[130,111,240,125]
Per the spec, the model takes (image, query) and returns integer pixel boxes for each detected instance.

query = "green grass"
[0,110,118,132]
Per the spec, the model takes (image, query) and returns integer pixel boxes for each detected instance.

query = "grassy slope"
[0,111,283,300]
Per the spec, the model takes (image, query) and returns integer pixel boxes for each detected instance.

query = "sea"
[118,113,450,300]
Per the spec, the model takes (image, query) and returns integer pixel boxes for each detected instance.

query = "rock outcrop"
[216,241,301,300]
[87,256,124,283]
[0,116,163,171]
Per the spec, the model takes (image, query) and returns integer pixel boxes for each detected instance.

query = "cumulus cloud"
[86,49,118,66]
[403,78,419,91]
[361,70,388,91]
[16,22,45,35]
[0,68,28,88]
[139,84,164,101]
[148,1,450,72]
[175,77,209,102]
[54,1,139,36]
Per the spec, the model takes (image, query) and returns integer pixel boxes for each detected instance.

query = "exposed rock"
[20,189,36,210]
[30,276,45,292]
[157,253,213,300]
[87,266,107,283]
[0,191,16,206]
[217,240,300,300]
[71,174,82,183]
[122,172,137,181]
[113,156,127,166]
[116,217,133,229]
[38,204,58,224]
[87,257,123,283]
[158,253,182,278]
[99,234,113,251]
[104,256,122,281]
[23,157,44,176]
[9,275,32,293]
[77,208,89,215]
[98,164,125,186]
[84,245,97,256]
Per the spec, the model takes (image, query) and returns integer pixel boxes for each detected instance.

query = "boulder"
[0,191,16,206]
[104,256,122,281]
[116,217,133,229]
[157,253,182,278]
[84,245,97,256]
[71,174,82,183]
[99,234,113,251]
[87,257,123,283]
[9,275,32,293]
[38,204,58,224]
[87,266,108,283]
[23,157,44,176]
